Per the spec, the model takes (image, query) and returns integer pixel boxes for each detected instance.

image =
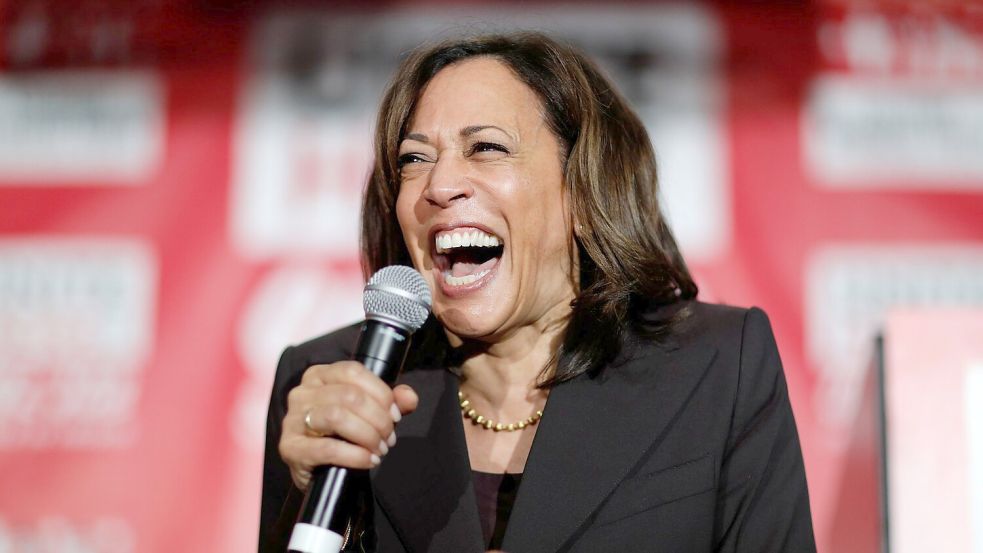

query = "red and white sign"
[1,2,981,552]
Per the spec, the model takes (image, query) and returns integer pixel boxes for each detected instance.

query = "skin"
[280,57,577,490]
[396,58,576,472]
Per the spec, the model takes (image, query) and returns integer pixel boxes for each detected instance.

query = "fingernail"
[370,454,381,466]
[390,404,401,422]
[379,440,389,456]
[387,431,396,448]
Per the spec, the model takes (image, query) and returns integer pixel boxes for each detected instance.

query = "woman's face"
[395,57,577,343]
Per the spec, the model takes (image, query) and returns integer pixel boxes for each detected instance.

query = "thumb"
[393,384,419,416]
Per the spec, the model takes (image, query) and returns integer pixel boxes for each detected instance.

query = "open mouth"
[433,227,504,288]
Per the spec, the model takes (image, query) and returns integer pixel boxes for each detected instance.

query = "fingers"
[301,400,392,456]
[282,431,385,493]
[286,385,393,457]
[281,435,380,491]
[302,361,395,413]
[393,384,419,417]
[290,466,311,490]
[280,362,419,486]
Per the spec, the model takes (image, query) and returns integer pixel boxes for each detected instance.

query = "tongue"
[451,256,497,277]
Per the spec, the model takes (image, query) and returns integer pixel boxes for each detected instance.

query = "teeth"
[443,269,491,287]
[434,228,501,253]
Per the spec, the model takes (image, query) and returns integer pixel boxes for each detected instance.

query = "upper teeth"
[435,229,501,253]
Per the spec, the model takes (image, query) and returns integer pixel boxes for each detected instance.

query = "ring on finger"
[304,408,323,437]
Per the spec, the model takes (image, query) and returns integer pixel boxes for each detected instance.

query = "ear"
[571,207,584,239]
[564,178,586,252]
[567,187,582,239]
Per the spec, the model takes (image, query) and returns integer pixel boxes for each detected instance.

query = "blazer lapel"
[501,338,718,553]
[371,368,485,553]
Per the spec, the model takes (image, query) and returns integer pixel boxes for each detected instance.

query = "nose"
[422,154,473,208]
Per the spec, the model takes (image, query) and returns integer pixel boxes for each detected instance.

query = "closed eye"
[397,153,430,168]
[469,142,510,156]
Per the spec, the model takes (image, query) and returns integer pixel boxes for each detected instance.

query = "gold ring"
[304,408,322,436]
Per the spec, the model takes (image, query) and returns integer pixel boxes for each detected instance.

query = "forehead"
[407,57,544,132]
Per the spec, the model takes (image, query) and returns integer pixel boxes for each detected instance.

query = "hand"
[278,361,419,490]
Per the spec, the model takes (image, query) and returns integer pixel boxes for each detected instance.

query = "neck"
[451,300,571,408]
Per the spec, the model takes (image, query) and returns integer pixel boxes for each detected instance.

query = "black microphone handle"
[288,320,411,553]
[353,320,413,383]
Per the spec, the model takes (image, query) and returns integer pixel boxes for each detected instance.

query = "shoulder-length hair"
[361,31,698,387]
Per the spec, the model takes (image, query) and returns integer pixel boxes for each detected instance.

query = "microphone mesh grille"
[363,266,432,332]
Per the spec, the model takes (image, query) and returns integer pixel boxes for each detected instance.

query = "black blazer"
[259,302,816,552]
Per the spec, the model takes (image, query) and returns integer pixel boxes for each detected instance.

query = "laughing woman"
[260,33,816,553]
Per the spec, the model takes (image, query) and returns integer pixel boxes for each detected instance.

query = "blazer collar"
[501,337,718,553]
[371,330,717,553]
[371,367,485,553]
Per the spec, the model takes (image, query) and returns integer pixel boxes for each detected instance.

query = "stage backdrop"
[1,2,981,552]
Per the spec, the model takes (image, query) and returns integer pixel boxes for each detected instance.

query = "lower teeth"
[444,269,490,286]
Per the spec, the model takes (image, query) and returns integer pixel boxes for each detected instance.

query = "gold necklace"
[458,390,544,432]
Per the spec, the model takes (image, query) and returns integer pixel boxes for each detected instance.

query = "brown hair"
[361,32,698,386]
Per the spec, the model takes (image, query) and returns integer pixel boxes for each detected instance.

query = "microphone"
[288,266,432,553]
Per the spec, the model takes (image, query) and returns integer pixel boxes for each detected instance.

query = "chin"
[432,298,510,343]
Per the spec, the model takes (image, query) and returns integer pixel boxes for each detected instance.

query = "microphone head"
[363,265,432,333]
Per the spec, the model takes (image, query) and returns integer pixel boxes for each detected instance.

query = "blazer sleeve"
[258,345,306,553]
[713,307,816,552]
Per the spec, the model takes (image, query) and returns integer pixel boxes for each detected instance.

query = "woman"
[261,32,815,552]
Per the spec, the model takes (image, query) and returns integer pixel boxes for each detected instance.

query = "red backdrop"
[1,2,981,551]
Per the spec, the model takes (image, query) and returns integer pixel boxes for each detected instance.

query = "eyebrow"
[401,125,512,144]
[462,125,509,137]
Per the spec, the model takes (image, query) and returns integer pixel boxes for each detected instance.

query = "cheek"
[396,189,438,277]
[395,185,420,231]
[394,193,420,255]
[515,174,568,248]
[395,173,430,223]
[395,193,410,236]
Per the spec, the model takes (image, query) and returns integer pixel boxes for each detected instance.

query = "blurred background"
[0,1,981,551]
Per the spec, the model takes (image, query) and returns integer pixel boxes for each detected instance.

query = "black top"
[471,471,523,549]
[260,302,817,552]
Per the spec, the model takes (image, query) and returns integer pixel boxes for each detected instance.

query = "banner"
[1,2,981,551]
